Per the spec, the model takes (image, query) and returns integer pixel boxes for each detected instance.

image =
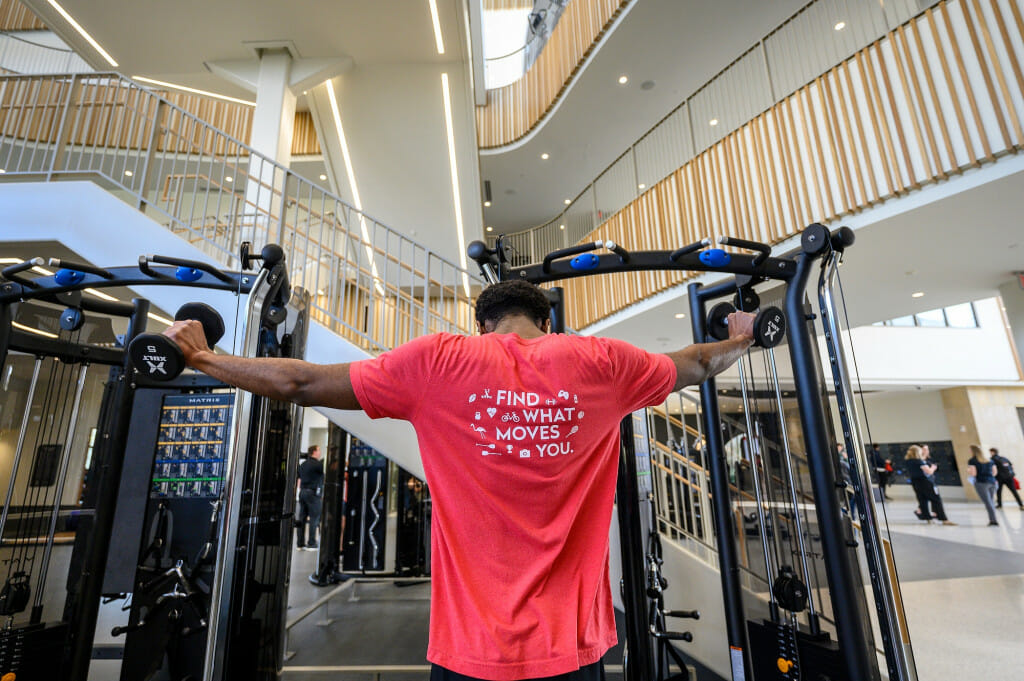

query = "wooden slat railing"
[0,0,46,31]
[476,0,629,148]
[555,0,1024,329]
[0,76,320,156]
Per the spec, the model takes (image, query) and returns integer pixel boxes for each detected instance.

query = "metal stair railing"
[0,72,479,352]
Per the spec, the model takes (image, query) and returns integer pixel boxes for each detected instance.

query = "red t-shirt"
[350,332,676,680]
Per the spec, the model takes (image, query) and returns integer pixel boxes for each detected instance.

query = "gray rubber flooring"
[280,549,638,681]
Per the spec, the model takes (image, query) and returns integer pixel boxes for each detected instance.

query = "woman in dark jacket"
[906,445,955,525]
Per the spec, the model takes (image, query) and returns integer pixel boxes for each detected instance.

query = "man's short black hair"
[475,280,551,326]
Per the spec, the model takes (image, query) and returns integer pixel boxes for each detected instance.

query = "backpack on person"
[993,454,1014,480]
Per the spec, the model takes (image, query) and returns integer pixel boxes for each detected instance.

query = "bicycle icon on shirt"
[501,412,520,423]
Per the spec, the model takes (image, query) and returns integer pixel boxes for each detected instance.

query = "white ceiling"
[479,0,808,232]
[22,0,469,101]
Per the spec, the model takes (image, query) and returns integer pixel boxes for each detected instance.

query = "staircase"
[0,71,482,477]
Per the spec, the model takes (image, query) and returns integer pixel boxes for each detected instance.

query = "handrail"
[0,72,479,352]
[494,0,1023,329]
[492,0,944,254]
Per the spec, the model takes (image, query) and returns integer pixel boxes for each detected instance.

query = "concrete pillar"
[250,48,296,166]
[998,277,1024,378]
[242,48,296,247]
[206,49,351,252]
[941,386,1024,501]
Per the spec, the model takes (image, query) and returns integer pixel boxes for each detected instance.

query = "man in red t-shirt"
[166,280,755,681]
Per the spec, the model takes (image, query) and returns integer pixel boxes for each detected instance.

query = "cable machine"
[468,223,916,681]
[0,243,309,681]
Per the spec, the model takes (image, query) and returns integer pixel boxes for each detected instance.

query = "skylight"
[482,8,532,89]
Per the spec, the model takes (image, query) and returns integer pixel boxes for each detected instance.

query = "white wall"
[308,61,482,268]
[841,390,951,443]
[836,298,1020,387]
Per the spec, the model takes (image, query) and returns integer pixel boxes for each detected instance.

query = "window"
[915,308,946,327]
[876,302,979,329]
[944,302,978,328]
[889,315,916,327]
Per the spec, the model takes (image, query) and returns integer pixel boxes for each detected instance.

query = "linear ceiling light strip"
[440,73,470,297]
[324,81,385,295]
[132,76,256,107]
[428,0,446,54]
[47,0,118,67]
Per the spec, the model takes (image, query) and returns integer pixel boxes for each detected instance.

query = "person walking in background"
[990,447,1024,510]
[967,444,999,526]
[906,445,955,525]
[296,444,325,550]
[871,443,893,500]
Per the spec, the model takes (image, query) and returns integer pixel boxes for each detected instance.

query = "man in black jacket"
[297,445,325,549]
[990,447,1023,510]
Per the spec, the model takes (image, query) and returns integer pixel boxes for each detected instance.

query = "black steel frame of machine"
[0,252,254,681]
[467,224,913,681]
[0,245,309,681]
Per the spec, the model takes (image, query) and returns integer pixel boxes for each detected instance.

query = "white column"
[243,48,296,246]
[998,277,1024,376]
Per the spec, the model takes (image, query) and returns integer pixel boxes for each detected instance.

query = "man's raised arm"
[665,310,756,390]
[164,320,362,410]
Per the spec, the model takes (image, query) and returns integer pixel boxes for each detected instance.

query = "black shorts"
[430,660,605,681]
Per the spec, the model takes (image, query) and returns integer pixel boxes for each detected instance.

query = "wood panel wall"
[0,76,321,156]
[0,0,46,31]
[476,0,629,148]
[558,0,1024,329]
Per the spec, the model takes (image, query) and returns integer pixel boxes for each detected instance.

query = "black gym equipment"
[468,227,917,681]
[706,301,787,348]
[0,244,310,681]
[127,302,226,380]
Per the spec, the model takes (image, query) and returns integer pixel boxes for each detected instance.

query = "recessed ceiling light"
[559,224,566,230]
[674,313,686,319]
[638,183,646,189]
[563,199,571,205]
[319,174,327,181]
[618,75,628,85]
[124,170,133,177]
[709,118,719,126]
[225,176,233,183]
[911,291,925,298]
[834,21,846,31]
[486,226,494,232]
[541,153,550,160]
[483,200,491,207]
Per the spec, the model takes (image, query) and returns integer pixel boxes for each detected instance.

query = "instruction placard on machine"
[151,393,234,499]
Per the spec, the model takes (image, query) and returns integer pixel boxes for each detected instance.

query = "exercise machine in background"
[0,243,309,681]
[468,224,916,681]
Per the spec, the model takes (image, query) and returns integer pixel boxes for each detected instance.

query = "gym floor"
[280,495,1024,681]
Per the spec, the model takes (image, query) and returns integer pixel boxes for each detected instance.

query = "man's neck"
[489,315,546,339]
